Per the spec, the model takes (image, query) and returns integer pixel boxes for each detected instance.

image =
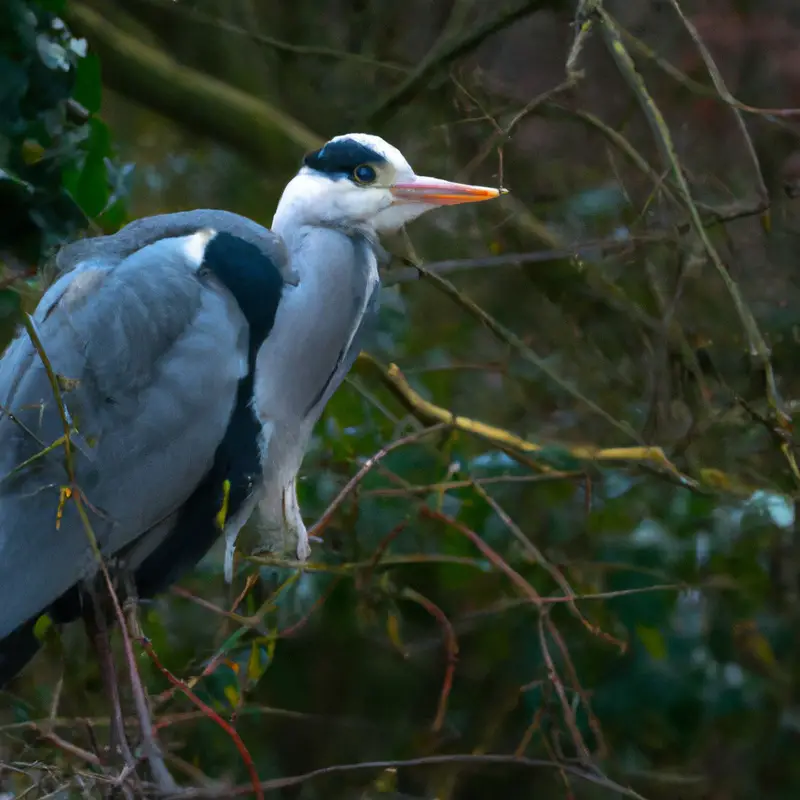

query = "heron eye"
[352,164,377,185]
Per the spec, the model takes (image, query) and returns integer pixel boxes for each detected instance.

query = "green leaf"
[0,57,29,132]
[636,624,667,661]
[72,118,109,217]
[72,52,101,113]
[0,288,22,320]
[196,661,242,713]
[245,639,273,687]
[37,0,67,12]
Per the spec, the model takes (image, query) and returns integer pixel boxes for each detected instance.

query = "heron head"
[272,133,504,235]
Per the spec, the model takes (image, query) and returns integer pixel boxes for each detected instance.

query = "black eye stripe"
[303,139,388,177]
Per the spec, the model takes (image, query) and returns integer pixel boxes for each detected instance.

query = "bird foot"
[253,517,310,562]
[286,487,311,561]
[223,534,237,584]
[294,523,311,561]
[253,480,311,562]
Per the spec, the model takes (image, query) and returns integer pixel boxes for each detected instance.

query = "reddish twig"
[538,612,594,765]
[537,707,575,799]
[309,423,450,538]
[170,586,259,628]
[230,573,260,613]
[541,597,608,758]
[470,480,624,650]
[400,588,458,733]
[153,589,265,712]
[160,574,313,714]
[140,638,264,800]
[361,522,408,587]
[34,726,103,766]
[515,706,544,757]
[422,507,601,765]
[420,507,543,608]
[278,575,343,638]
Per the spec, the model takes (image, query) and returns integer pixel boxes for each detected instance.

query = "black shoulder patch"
[201,231,284,348]
[304,138,388,177]
[135,231,281,598]
[0,230,289,660]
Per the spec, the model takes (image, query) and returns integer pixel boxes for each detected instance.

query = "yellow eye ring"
[352,164,377,185]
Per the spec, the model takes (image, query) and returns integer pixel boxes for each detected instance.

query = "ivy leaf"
[36,0,67,12]
[71,118,109,217]
[0,57,29,133]
[72,52,101,113]
[636,624,667,661]
[0,289,22,321]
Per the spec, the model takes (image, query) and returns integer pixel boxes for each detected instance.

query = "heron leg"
[117,571,179,794]
[81,588,136,771]
[283,478,310,561]
[223,515,250,583]
[253,477,310,560]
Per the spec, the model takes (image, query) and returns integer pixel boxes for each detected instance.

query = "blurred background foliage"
[3,0,800,798]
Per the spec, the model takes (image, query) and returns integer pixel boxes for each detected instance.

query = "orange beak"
[390,175,506,206]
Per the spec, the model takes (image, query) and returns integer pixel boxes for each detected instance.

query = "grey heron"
[0,132,502,687]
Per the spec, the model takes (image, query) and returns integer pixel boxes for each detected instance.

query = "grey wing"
[305,235,382,415]
[0,231,247,639]
[321,238,381,409]
[338,274,380,376]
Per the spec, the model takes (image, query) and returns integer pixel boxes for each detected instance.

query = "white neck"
[273,173,379,235]
[271,177,308,239]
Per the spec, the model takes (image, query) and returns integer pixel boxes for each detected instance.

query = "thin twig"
[133,0,408,72]
[22,312,177,792]
[613,10,800,119]
[597,9,786,432]
[141,638,264,800]
[400,256,640,442]
[470,480,624,651]
[537,611,593,764]
[33,727,103,767]
[20,315,75,482]
[664,0,768,206]
[164,753,648,799]
[309,422,451,538]
[400,588,459,733]
[365,0,556,126]
[381,239,637,286]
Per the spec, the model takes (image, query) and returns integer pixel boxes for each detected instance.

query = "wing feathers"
[0,233,248,639]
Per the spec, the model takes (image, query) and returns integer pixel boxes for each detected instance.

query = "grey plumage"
[55,208,291,280]
[0,221,249,639]
[0,132,501,684]
[251,227,381,560]
[0,207,381,641]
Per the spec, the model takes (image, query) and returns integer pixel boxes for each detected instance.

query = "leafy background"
[3,0,800,798]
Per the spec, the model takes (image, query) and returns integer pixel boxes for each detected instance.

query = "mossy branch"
[355,352,789,500]
[355,353,689,482]
[66,3,323,167]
